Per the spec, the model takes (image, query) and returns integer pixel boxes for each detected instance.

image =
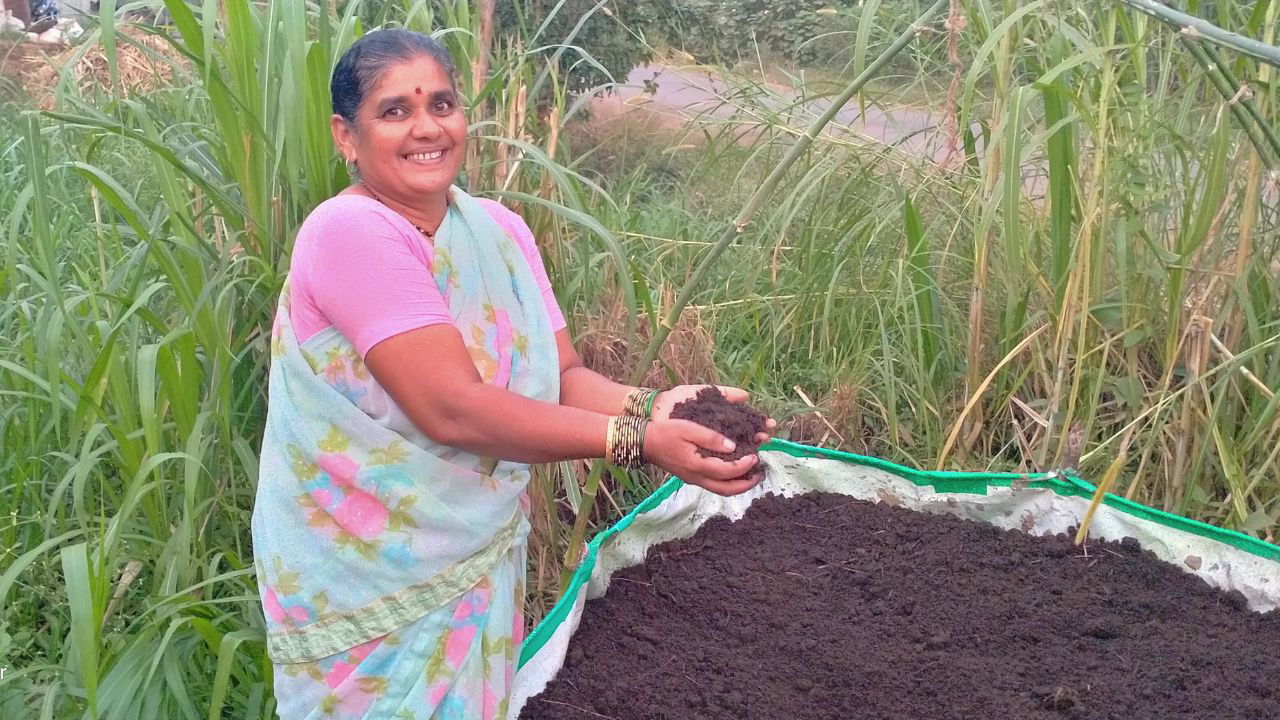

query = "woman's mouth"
[404,149,447,162]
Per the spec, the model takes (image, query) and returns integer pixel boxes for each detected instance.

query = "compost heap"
[521,399,1279,720]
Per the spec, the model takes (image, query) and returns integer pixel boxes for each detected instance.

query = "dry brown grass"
[519,290,721,622]
[575,287,718,389]
[786,383,873,453]
[10,27,184,109]
[573,286,720,484]
[1,36,45,89]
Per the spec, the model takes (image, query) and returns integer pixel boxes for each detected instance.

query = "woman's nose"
[411,112,442,139]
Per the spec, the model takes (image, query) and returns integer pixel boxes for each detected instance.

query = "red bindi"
[414,87,422,95]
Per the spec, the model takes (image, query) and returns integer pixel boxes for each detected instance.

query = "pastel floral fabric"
[252,187,559,718]
[271,544,526,720]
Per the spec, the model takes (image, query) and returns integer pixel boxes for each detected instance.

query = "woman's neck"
[352,182,448,234]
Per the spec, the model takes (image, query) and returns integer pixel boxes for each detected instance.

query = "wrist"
[640,418,657,463]
[623,387,660,419]
[606,415,648,468]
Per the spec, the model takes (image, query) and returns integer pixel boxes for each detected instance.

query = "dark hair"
[330,28,457,124]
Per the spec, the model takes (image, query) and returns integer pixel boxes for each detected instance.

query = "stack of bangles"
[607,388,660,469]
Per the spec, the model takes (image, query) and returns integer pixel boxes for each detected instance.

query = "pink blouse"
[288,194,566,358]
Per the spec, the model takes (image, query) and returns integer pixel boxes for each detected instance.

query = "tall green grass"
[582,0,1280,535]
[2,0,1279,717]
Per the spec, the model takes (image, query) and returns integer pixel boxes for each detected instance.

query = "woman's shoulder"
[302,193,405,233]
[474,197,534,240]
[292,194,418,267]
[474,197,524,225]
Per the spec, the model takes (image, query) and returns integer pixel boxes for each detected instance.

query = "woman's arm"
[365,323,763,493]
[555,330,634,415]
[555,330,777,442]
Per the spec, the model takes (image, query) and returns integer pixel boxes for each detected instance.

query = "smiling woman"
[330,49,466,231]
[249,28,774,720]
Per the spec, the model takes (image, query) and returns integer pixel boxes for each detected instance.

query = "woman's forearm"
[414,381,610,464]
[559,365,637,416]
[366,326,615,464]
[367,326,658,464]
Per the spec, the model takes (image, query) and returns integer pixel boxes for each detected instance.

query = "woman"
[252,28,772,720]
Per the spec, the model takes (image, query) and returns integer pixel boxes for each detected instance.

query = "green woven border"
[519,439,1280,667]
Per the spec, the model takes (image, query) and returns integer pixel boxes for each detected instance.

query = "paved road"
[610,64,952,163]
[593,63,1048,197]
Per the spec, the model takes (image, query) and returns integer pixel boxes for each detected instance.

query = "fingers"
[673,419,737,454]
[689,470,765,497]
[695,452,758,481]
[754,418,778,445]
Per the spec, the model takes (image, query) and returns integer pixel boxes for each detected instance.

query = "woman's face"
[332,54,467,202]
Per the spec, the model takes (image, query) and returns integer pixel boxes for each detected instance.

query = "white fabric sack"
[508,447,1280,718]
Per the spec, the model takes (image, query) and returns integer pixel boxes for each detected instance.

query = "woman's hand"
[651,385,778,445]
[642,417,763,497]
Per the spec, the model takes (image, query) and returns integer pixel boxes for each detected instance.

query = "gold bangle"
[620,416,637,468]
[607,416,619,466]
[605,414,617,465]
[633,416,649,466]
[622,389,640,416]
[633,416,644,466]
[607,415,648,469]
[623,388,659,418]
[615,418,625,465]
[622,389,639,417]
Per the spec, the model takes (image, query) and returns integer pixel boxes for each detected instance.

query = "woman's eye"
[384,106,407,118]
[432,99,454,113]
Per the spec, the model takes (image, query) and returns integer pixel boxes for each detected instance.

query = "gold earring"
[345,158,358,177]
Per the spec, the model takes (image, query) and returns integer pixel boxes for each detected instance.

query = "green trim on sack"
[519,476,684,667]
[519,440,1280,669]
[1035,471,1280,563]
[762,438,1072,494]
[764,439,1280,563]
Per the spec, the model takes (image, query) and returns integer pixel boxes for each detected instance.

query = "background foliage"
[1,0,1279,718]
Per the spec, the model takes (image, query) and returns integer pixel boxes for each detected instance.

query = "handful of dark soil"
[669,387,768,465]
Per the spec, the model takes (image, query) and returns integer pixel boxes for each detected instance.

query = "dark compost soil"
[520,491,1280,720]
[669,387,769,483]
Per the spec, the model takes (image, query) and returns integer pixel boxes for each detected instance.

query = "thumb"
[716,385,749,403]
[675,420,736,453]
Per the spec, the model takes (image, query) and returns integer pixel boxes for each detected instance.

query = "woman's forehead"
[369,56,453,95]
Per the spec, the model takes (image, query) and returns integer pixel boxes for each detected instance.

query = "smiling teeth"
[407,150,444,161]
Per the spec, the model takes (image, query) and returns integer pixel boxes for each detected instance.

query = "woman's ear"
[331,114,356,164]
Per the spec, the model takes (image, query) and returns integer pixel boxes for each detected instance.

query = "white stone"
[57,18,83,40]
[2,11,25,33]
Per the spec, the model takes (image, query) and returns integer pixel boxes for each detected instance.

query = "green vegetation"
[1,0,1278,717]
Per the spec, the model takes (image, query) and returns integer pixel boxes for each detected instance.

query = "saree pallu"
[252,187,559,719]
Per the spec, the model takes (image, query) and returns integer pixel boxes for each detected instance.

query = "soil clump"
[670,386,768,464]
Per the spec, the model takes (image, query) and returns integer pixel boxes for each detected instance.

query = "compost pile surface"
[520,491,1280,720]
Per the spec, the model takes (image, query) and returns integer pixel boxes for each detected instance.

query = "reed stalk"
[1114,0,1280,69]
